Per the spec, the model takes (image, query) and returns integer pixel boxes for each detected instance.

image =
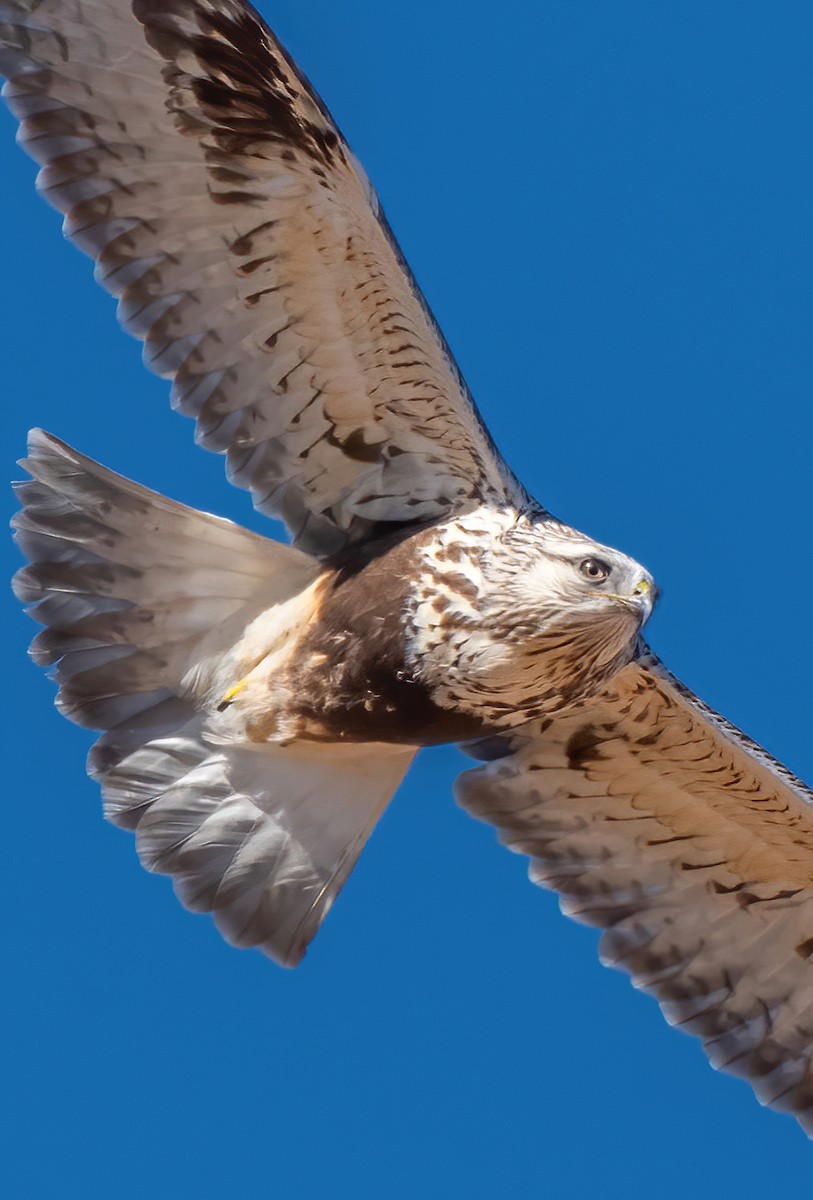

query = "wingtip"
[26,427,71,455]
[16,428,67,474]
[25,426,49,452]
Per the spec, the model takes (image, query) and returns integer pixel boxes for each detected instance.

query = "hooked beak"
[595,575,659,626]
[629,576,659,623]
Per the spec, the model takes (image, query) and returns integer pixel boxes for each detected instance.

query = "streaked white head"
[492,518,657,629]
[411,509,658,727]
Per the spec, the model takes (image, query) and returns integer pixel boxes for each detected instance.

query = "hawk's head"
[465,517,658,720]
[410,509,659,727]
[497,519,657,628]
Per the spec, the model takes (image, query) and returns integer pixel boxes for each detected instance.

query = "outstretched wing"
[456,651,813,1135]
[0,0,526,554]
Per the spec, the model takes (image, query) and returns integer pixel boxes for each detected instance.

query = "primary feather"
[458,654,813,1133]
[0,0,525,554]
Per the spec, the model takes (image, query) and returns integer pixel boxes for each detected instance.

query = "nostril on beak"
[633,578,660,604]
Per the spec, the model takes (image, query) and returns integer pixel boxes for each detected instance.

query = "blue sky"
[2,0,812,1194]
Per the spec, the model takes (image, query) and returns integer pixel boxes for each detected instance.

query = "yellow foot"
[216,677,249,712]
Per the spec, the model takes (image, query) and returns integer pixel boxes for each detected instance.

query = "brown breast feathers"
[287,526,493,746]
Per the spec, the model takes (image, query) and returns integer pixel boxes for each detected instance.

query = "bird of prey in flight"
[2,0,812,1134]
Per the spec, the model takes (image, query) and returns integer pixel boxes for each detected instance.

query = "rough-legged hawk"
[2,0,812,1135]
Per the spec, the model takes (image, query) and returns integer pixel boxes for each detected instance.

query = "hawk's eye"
[579,557,611,583]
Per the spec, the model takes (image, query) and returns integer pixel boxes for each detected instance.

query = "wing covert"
[0,0,526,553]
[456,651,813,1135]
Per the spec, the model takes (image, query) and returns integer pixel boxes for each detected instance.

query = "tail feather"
[105,725,412,963]
[14,430,414,964]
[13,429,318,725]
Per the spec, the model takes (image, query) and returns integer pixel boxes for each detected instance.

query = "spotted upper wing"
[456,651,813,1135]
[0,0,526,554]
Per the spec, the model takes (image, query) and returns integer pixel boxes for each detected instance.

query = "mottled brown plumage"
[286,527,493,746]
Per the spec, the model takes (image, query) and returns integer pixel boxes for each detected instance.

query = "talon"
[217,677,249,711]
